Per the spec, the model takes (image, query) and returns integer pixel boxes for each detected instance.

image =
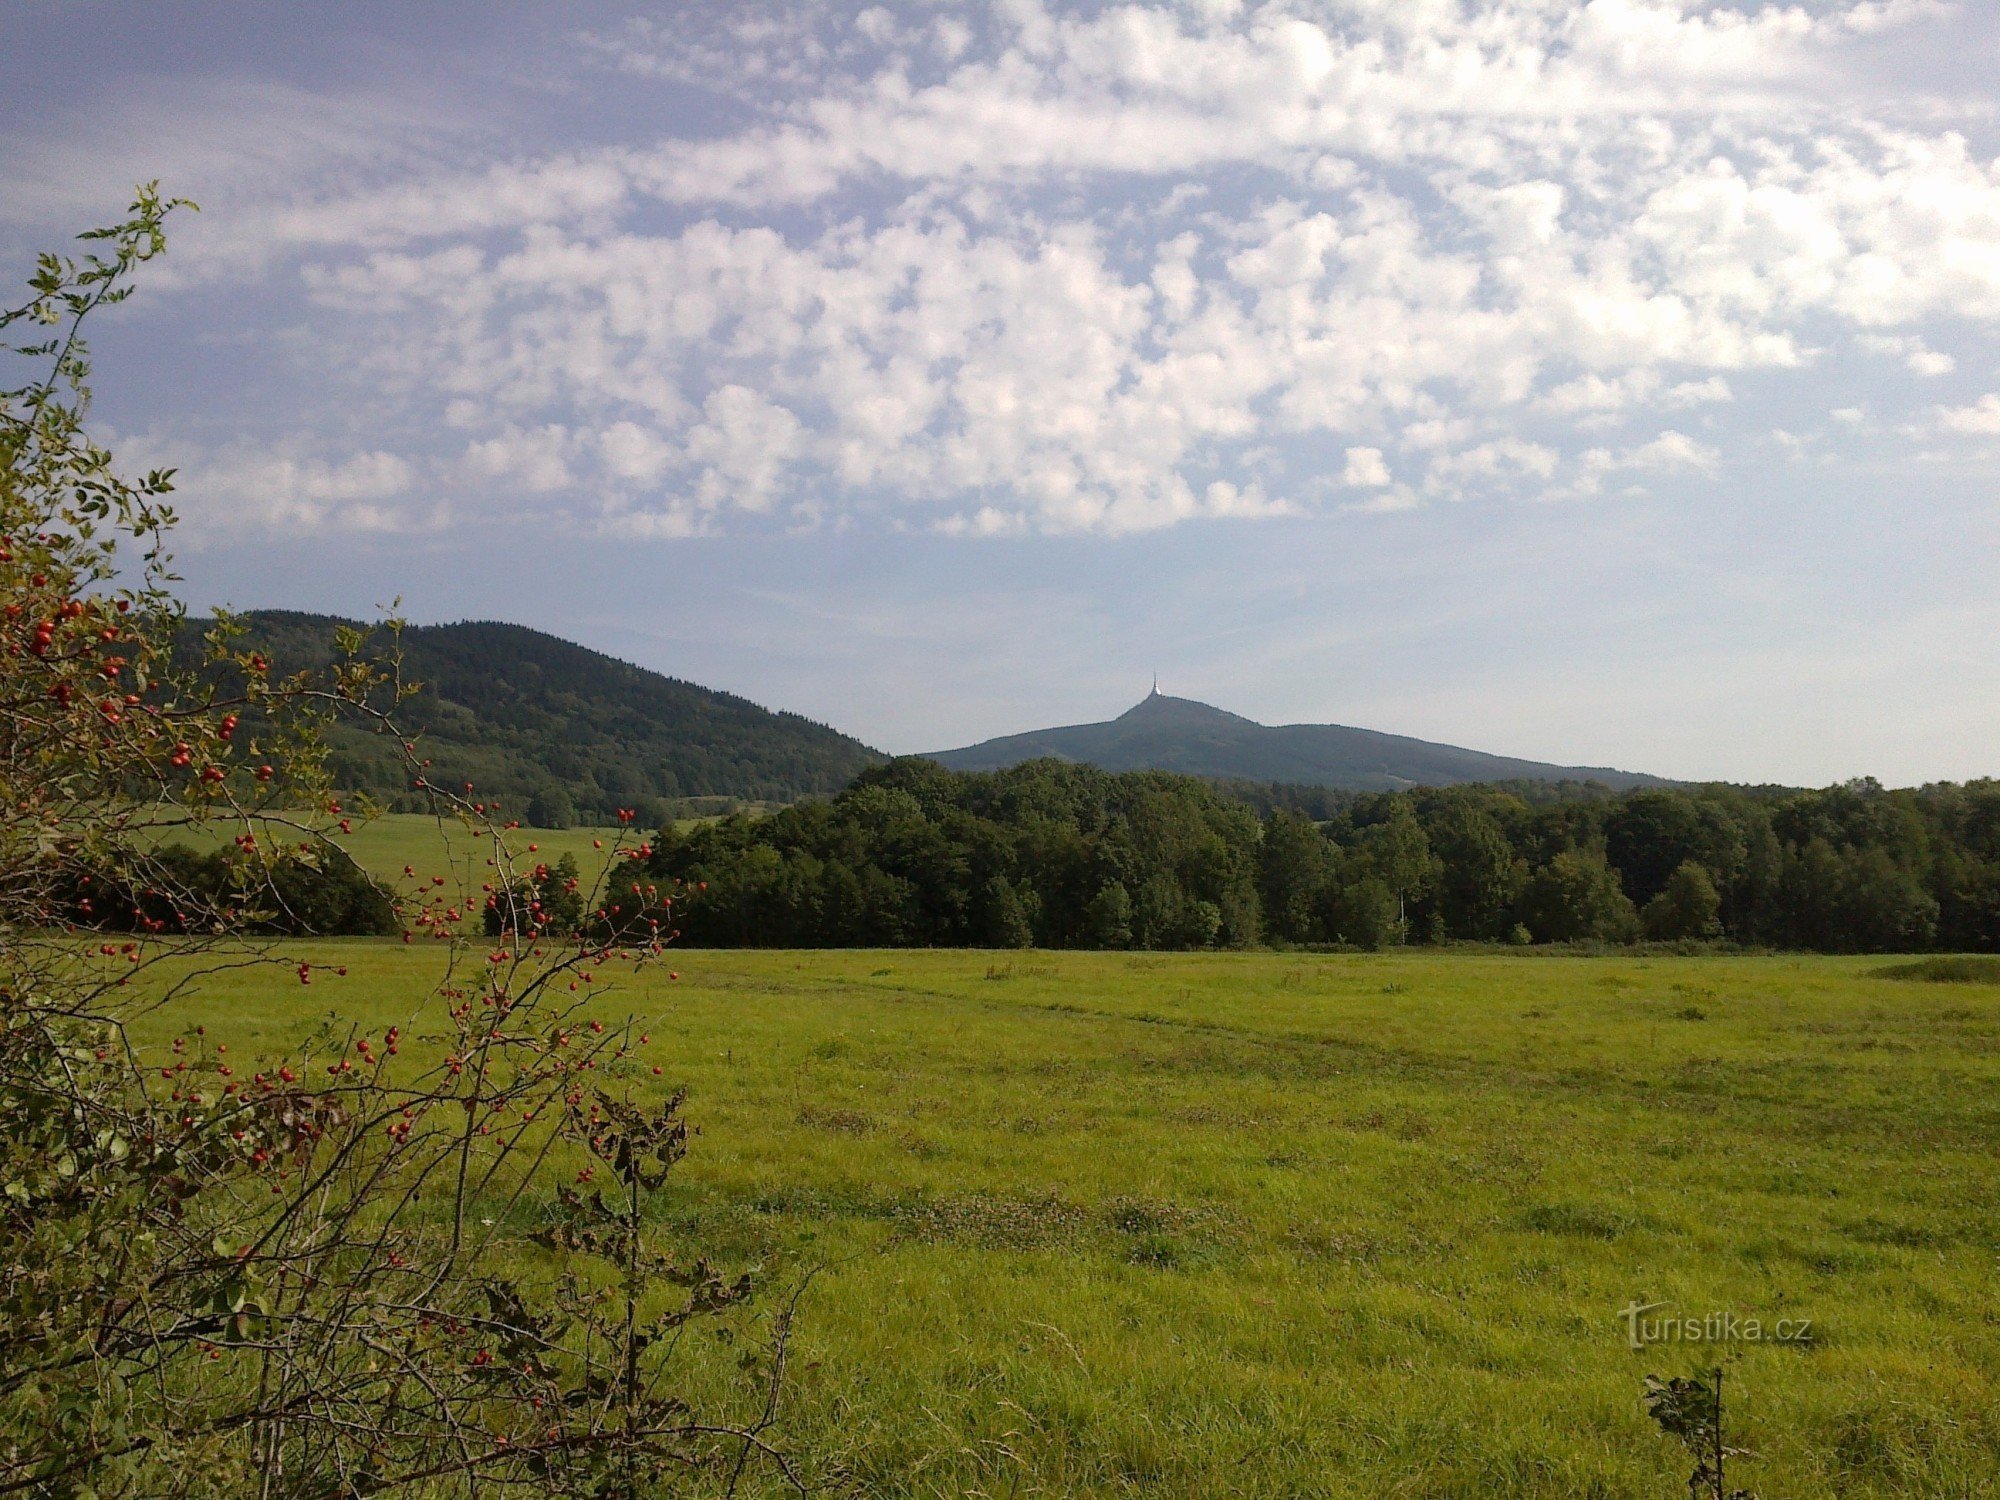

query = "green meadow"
[139,943,2000,1497]
[144,810,631,896]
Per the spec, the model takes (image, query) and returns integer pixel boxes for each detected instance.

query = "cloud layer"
[10,0,2000,540]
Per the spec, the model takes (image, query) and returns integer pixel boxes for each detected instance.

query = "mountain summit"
[1115,689,1254,728]
[926,691,1664,792]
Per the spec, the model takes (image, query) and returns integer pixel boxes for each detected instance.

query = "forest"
[611,758,2000,953]
[176,611,883,820]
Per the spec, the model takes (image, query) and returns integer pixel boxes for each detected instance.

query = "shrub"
[0,192,795,1498]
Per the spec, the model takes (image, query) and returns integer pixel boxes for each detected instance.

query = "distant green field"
[321,812,633,895]
[140,947,2000,1497]
[145,811,637,903]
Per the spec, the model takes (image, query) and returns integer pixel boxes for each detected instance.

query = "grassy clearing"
[142,810,633,896]
[139,947,2000,1497]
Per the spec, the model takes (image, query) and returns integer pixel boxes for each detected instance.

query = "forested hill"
[927,689,1667,792]
[184,612,883,822]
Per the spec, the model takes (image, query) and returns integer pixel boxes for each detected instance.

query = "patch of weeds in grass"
[796,1104,875,1135]
[1172,1103,1265,1127]
[808,1037,848,1060]
[1739,1236,1881,1274]
[1871,956,2000,984]
[896,1130,948,1161]
[1106,1198,1224,1271]
[1518,1201,1632,1240]
[891,1193,1092,1250]
[745,1184,877,1220]
[1644,1133,1702,1162]
[1831,1403,1946,1481]
[1124,1232,1184,1269]
[1285,1223,1384,1263]
[1841,1215,1953,1249]
[1104,1199,1172,1236]
[1510,1256,1565,1288]
[1342,1108,1432,1139]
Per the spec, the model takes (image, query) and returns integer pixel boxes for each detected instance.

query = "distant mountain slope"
[191,612,884,819]
[925,690,1666,792]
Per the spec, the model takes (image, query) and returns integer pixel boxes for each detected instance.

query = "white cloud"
[115,437,428,535]
[1622,430,1723,471]
[1547,428,1721,501]
[1667,376,1735,407]
[854,8,895,46]
[1858,333,1960,375]
[1341,447,1391,487]
[1427,439,1563,498]
[463,425,574,494]
[597,421,676,484]
[1936,394,2000,435]
[683,386,804,513]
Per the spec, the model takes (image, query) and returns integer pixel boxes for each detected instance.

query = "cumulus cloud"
[1936,394,2000,435]
[1427,439,1563,499]
[1544,429,1721,501]
[1341,447,1391,487]
[111,437,431,535]
[463,425,574,494]
[1859,334,1960,376]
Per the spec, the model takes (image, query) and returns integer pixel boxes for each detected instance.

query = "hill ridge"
[926,691,1665,792]
[188,611,885,820]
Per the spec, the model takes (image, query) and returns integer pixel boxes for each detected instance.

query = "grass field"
[141,945,2000,1497]
[144,810,633,896]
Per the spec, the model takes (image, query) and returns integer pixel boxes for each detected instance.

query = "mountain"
[924,689,1666,792]
[190,612,884,820]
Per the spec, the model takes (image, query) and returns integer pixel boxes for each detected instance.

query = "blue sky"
[4,0,1999,783]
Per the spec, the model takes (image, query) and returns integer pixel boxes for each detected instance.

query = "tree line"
[63,843,399,937]
[604,758,2000,953]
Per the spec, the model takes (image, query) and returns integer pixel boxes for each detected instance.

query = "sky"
[3,0,1999,785]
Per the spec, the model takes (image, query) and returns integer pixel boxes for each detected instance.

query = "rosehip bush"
[0,195,799,1497]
